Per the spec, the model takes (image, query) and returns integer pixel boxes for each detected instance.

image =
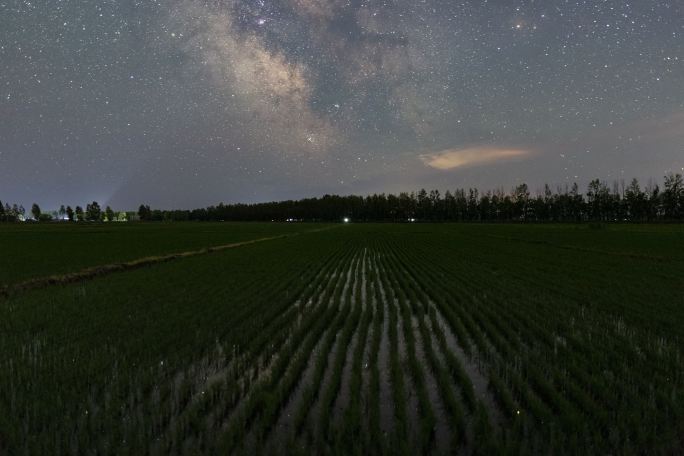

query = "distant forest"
[2,174,683,223]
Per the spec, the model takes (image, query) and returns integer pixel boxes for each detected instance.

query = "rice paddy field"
[0,222,307,286]
[1,222,683,454]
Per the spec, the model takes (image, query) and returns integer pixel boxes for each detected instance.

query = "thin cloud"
[421,146,532,170]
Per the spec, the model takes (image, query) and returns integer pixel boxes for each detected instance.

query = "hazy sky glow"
[1,0,683,208]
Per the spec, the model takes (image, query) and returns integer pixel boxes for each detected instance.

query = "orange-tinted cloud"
[420,146,532,170]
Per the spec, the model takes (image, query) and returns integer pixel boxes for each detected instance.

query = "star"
[0,0,681,208]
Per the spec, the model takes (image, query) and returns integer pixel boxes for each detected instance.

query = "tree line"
[0,201,127,222]
[139,174,683,223]
[2,173,683,223]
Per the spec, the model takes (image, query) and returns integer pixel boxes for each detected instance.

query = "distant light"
[343,217,350,223]
[408,218,416,222]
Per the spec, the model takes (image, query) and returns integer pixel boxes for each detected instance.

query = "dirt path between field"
[0,226,340,299]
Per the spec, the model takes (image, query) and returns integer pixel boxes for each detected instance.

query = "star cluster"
[1,0,682,208]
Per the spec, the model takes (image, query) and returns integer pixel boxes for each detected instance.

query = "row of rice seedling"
[312,253,364,451]
[380,243,472,450]
[380,233,584,450]
[267,258,359,453]
[400,237,601,451]
[428,231,683,447]
[150,239,356,454]
[382,252,411,456]
[363,251,385,454]
[383,227,683,454]
[381,237,508,454]
[376,246,437,453]
[124,239,353,453]
[272,251,364,449]
[213,248,363,454]
[1,224,682,454]
[288,256,359,443]
[0,230,347,453]
[158,240,353,450]
[337,252,374,452]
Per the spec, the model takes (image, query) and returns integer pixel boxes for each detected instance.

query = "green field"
[1,223,683,454]
[0,222,308,286]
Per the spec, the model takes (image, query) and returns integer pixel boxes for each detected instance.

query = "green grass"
[0,223,682,454]
[0,222,315,286]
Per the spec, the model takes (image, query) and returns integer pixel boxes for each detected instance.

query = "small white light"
[343,217,350,223]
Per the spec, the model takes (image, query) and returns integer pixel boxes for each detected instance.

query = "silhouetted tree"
[416,189,429,220]
[138,204,151,221]
[5,175,682,224]
[479,192,492,220]
[513,183,530,221]
[467,188,479,221]
[31,203,41,221]
[662,173,683,219]
[625,178,646,221]
[2,203,14,222]
[429,190,441,220]
[85,201,101,222]
[3,203,18,222]
[66,206,74,222]
[587,179,611,221]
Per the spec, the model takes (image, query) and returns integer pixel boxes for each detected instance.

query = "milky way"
[1,0,683,208]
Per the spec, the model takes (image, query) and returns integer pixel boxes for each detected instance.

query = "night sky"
[1,0,683,209]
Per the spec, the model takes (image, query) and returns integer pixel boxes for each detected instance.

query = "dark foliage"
[3,174,683,224]
[143,174,684,223]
